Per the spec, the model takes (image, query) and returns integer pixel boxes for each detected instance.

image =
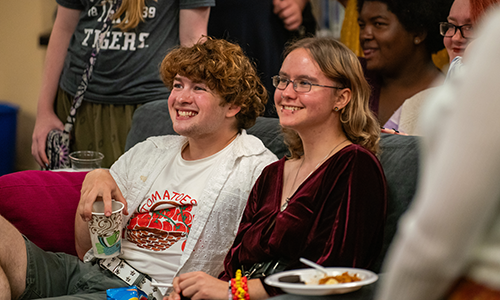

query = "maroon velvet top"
[220,144,387,295]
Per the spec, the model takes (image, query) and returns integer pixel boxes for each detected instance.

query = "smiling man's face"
[168,75,234,140]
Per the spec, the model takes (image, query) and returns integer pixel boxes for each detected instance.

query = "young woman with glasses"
[166,37,387,300]
[423,0,500,136]
[440,0,499,67]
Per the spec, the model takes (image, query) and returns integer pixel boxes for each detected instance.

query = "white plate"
[264,267,378,296]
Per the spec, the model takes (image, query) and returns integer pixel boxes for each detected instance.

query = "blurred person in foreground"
[375,7,500,300]
[0,38,277,299]
[167,37,387,300]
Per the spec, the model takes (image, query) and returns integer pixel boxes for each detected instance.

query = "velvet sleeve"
[262,148,387,296]
[259,147,387,271]
[308,147,387,268]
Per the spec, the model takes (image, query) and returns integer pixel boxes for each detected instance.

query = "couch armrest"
[0,170,87,255]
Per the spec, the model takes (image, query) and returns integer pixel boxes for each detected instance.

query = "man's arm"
[179,7,210,47]
[75,210,92,260]
[75,169,127,260]
[32,5,80,168]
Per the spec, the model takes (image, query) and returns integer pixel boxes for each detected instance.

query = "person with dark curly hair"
[357,0,453,135]
[0,38,277,300]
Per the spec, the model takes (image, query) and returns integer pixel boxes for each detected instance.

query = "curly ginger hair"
[160,37,267,130]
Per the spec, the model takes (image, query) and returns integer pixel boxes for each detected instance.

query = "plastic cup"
[88,200,124,258]
[69,151,104,170]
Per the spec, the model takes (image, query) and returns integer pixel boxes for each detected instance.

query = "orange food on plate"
[318,272,361,285]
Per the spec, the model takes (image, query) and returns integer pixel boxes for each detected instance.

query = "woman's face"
[274,48,340,132]
[358,1,416,74]
[444,0,472,61]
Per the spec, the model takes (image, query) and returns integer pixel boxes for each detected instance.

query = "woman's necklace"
[280,139,349,212]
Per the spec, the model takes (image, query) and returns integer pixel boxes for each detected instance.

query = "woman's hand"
[273,0,306,31]
[32,5,81,169]
[167,272,228,300]
[78,169,127,222]
[165,277,182,300]
[31,112,64,168]
[166,273,270,300]
[381,127,408,136]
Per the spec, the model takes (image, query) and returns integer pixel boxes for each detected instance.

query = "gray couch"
[126,100,421,275]
[126,100,288,158]
[0,100,420,300]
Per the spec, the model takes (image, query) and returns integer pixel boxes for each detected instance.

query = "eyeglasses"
[439,22,473,39]
[272,75,343,93]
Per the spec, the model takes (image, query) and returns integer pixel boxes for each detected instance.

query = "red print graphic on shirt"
[126,194,196,252]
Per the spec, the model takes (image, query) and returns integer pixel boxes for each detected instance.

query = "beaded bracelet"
[231,269,250,300]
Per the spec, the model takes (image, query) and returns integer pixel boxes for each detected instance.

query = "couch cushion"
[125,100,173,151]
[0,170,87,255]
[372,133,421,272]
[246,117,288,158]
[126,100,289,158]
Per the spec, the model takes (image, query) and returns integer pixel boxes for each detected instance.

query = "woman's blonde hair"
[282,37,380,158]
[113,0,148,31]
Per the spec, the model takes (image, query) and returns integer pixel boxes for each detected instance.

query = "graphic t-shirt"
[119,142,234,283]
[56,0,214,105]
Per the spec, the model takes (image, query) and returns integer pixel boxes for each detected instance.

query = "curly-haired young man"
[0,38,277,300]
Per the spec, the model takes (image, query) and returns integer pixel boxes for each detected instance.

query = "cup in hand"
[69,151,104,170]
[88,200,124,258]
